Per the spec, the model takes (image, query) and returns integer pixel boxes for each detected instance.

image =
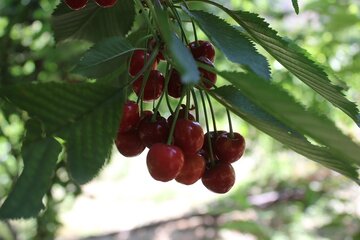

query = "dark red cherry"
[174,119,204,155]
[115,130,145,157]
[138,113,169,148]
[202,130,226,156]
[129,50,158,77]
[95,0,117,8]
[175,153,206,185]
[147,143,184,182]
[64,0,88,10]
[148,38,165,61]
[167,69,182,99]
[167,106,195,126]
[202,161,235,194]
[119,100,140,133]
[198,57,217,89]
[189,40,215,62]
[214,132,245,163]
[132,70,164,101]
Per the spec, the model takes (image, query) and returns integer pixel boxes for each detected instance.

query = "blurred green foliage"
[0,0,359,239]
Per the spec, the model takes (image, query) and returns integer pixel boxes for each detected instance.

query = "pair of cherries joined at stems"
[115,100,246,194]
[64,0,117,10]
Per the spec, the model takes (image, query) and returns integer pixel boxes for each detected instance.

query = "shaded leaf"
[73,37,134,78]
[52,0,135,43]
[292,0,300,14]
[0,120,62,219]
[1,82,127,184]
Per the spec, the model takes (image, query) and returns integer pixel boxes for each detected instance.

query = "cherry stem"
[151,63,172,122]
[167,0,189,44]
[191,89,200,122]
[185,89,190,119]
[199,89,215,164]
[180,0,198,43]
[205,92,217,132]
[166,89,187,145]
[226,109,235,138]
[133,0,157,37]
[163,63,174,115]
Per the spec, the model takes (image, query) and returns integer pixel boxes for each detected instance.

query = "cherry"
[167,106,195,126]
[214,132,245,163]
[132,70,164,101]
[138,113,169,148]
[64,0,88,10]
[174,119,204,155]
[189,40,216,62]
[147,143,184,182]
[119,100,140,133]
[148,38,165,61]
[115,130,145,157]
[129,50,157,77]
[198,57,217,89]
[167,69,182,99]
[175,153,206,185]
[202,161,235,194]
[95,0,117,8]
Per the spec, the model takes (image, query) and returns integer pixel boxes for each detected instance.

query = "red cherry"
[147,143,184,182]
[132,70,164,101]
[202,161,235,194]
[167,69,182,99]
[148,38,165,61]
[198,57,217,89]
[174,119,204,155]
[129,50,158,77]
[138,113,169,148]
[175,153,206,185]
[189,40,216,62]
[115,130,145,157]
[202,130,226,156]
[214,132,245,163]
[95,0,117,8]
[119,100,140,133]
[64,0,88,10]
[167,107,195,126]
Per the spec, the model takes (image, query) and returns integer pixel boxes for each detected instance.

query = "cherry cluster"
[115,40,246,194]
[64,0,117,10]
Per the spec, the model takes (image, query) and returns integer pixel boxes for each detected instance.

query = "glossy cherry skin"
[167,69,182,98]
[64,0,88,10]
[115,130,145,157]
[174,119,204,155]
[214,132,245,163]
[202,161,235,194]
[198,57,217,89]
[138,113,169,148]
[129,50,158,77]
[119,101,140,133]
[132,70,164,101]
[147,143,185,182]
[175,153,206,185]
[95,0,117,8]
[189,40,215,62]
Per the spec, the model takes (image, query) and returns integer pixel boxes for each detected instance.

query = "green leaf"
[203,2,359,124]
[210,85,359,182]
[155,6,200,84]
[229,10,359,124]
[292,0,300,14]
[52,0,135,43]
[73,37,134,78]
[1,82,127,184]
[184,9,270,80]
[218,71,360,167]
[0,120,62,219]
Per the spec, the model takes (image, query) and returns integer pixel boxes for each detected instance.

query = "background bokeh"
[0,0,359,239]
